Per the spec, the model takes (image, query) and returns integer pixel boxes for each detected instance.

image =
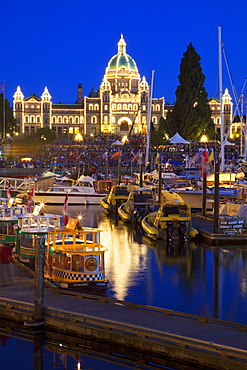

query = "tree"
[150,117,169,146]
[165,43,214,140]
[0,94,17,137]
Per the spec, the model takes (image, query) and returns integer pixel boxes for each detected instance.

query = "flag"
[131,150,141,162]
[63,193,69,226]
[201,149,209,178]
[154,152,160,164]
[27,186,35,212]
[111,151,122,158]
[7,180,11,199]
[208,150,214,163]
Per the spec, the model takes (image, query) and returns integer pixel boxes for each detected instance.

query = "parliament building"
[13,35,238,139]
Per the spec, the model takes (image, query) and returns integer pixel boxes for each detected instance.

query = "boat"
[44,218,109,292]
[118,188,157,223]
[141,199,198,241]
[27,176,115,205]
[100,184,130,212]
[0,202,30,246]
[15,207,62,268]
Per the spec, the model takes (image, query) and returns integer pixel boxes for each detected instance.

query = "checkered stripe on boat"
[52,269,105,281]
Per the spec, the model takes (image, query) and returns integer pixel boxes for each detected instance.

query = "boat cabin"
[44,218,109,292]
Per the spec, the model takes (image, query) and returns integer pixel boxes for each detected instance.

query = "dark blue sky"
[1,0,246,108]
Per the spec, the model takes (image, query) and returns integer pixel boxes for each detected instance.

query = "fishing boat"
[44,218,109,292]
[15,208,62,268]
[27,176,115,205]
[142,199,198,241]
[118,188,157,223]
[100,184,130,213]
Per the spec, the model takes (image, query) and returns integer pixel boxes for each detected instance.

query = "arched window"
[134,104,138,110]
[112,104,116,110]
[118,104,121,110]
[36,116,40,123]
[94,104,99,110]
[58,116,62,124]
[30,116,35,123]
[69,116,73,124]
[128,104,132,110]
[89,104,93,110]
[104,105,108,111]
[25,116,29,123]
[91,116,97,124]
[75,117,79,124]
[142,105,146,111]
[123,104,127,110]
[152,116,157,125]
[217,117,220,125]
[52,116,56,124]
[156,104,160,111]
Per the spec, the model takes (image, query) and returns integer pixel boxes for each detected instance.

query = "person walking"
[0,243,14,286]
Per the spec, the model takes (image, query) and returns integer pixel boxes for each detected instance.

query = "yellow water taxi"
[44,218,109,292]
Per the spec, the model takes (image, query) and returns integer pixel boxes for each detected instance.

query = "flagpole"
[2,81,5,139]
[145,70,155,169]
[218,26,224,172]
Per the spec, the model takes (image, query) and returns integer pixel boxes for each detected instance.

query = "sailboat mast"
[218,26,224,172]
[145,70,155,169]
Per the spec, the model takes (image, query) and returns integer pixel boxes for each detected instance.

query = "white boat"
[162,187,242,212]
[29,176,115,205]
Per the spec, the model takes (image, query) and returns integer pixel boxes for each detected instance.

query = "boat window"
[72,255,84,272]
[19,234,35,249]
[78,181,93,187]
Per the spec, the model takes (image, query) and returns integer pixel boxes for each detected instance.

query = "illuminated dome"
[105,35,138,74]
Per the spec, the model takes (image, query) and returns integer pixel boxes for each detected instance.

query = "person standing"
[0,243,14,286]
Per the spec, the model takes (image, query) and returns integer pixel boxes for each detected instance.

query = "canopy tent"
[224,139,235,146]
[169,132,190,144]
[112,140,124,146]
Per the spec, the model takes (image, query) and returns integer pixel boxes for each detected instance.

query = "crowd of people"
[0,134,241,177]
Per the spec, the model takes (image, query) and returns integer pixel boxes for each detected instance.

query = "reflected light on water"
[100,214,148,301]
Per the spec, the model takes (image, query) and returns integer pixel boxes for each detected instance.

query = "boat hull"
[34,192,105,205]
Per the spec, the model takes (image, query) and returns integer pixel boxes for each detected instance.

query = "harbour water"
[1,204,247,369]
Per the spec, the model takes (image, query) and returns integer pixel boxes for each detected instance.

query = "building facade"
[13,35,237,140]
[13,35,167,138]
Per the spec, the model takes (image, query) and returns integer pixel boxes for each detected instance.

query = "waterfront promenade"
[0,260,247,370]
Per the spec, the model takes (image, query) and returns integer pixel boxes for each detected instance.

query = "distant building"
[12,35,237,140]
[13,35,168,138]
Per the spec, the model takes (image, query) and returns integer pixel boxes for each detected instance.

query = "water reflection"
[39,204,247,324]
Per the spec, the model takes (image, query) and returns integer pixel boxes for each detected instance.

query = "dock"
[192,214,247,246]
[0,261,247,370]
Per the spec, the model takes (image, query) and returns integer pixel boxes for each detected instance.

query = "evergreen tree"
[165,43,214,140]
[0,94,17,137]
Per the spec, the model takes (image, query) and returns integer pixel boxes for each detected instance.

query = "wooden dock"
[0,262,247,370]
[193,214,247,246]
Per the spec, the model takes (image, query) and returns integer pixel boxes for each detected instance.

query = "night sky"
[1,0,247,109]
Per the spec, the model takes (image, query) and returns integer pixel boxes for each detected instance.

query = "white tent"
[112,140,124,146]
[224,139,235,146]
[169,132,190,144]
